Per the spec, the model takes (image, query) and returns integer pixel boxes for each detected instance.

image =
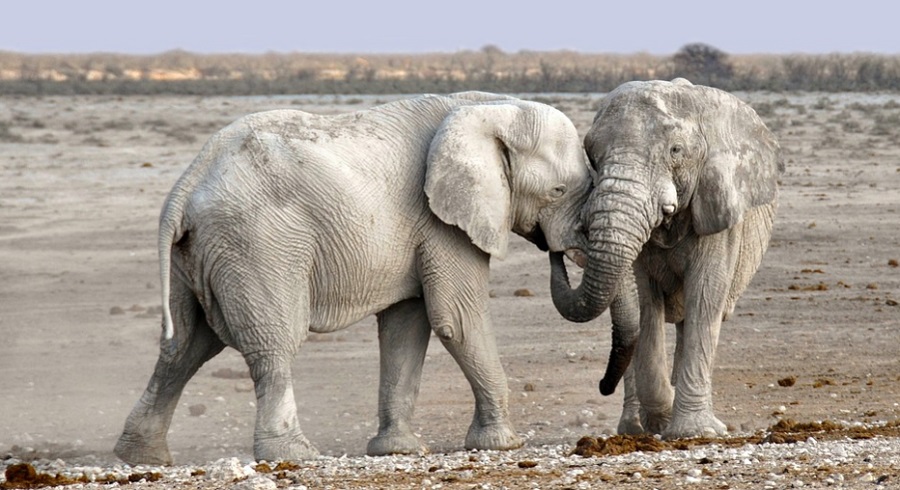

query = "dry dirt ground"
[1,92,899,488]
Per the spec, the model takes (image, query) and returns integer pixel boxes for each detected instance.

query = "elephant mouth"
[522,223,549,251]
[564,248,587,268]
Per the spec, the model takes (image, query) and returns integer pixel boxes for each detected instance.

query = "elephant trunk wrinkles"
[551,174,654,317]
[550,181,654,392]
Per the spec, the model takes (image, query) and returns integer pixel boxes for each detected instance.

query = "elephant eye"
[670,144,685,169]
[550,184,567,198]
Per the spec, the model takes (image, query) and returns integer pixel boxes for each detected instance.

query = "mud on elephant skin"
[550,78,783,439]
[115,91,593,465]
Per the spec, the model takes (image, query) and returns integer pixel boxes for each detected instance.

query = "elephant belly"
[307,248,423,333]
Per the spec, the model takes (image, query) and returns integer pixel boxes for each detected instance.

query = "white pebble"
[232,476,277,490]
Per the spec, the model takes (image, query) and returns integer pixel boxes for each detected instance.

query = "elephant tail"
[158,176,197,340]
[157,125,234,340]
[158,189,188,340]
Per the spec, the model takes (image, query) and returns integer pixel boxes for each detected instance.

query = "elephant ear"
[691,88,784,236]
[425,104,521,259]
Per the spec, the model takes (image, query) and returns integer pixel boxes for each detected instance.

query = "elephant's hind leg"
[241,342,317,462]
[367,298,431,456]
[115,280,225,465]
[226,278,317,462]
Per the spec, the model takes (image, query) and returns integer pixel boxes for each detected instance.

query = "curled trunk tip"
[598,341,634,395]
[549,251,608,323]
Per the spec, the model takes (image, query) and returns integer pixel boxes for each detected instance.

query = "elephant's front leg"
[616,366,644,434]
[663,315,727,439]
[367,298,432,456]
[663,249,734,439]
[633,274,675,434]
[422,241,522,451]
[435,312,522,451]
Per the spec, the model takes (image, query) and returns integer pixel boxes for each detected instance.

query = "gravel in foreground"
[3,435,899,489]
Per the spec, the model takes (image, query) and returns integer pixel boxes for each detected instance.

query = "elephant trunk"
[550,176,656,392]
[550,189,653,323]
[598,272,640,395]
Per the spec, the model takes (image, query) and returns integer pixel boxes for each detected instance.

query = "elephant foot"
[254,433,319,462]
[639,407,672,435]
[662,409,728,440]
[464,421,523,451]
[114,433,172,466]
[616,408,644,435]
[367,430,427,456]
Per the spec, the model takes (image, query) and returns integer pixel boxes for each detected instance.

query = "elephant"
[550,79,783,439]
[114,91,595,465]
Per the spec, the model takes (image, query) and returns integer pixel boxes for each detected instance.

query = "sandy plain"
[0,91,898,488]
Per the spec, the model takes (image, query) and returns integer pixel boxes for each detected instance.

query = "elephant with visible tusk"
[115,92,596,465]
[551,79,783,439]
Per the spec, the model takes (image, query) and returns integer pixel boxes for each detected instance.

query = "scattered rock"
[513,288,534,297]
[788,282,828,291]
[778,376,797,387]
[189,404,207,416]
[232,475,277,490]
[109,306,125,315]
[889,259,899,267]
[205,457,257,481]
[523,382,535,392]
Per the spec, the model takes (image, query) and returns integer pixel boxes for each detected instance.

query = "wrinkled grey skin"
[115,92,593,465]
[551,79,782,439]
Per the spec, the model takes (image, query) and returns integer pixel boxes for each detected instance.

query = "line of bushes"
[3,44,900,95]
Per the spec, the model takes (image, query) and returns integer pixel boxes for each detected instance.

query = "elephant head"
[550,79,782,387]
[424,100,591,261]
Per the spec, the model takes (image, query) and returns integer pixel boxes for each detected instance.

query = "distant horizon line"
[3,47,900,57]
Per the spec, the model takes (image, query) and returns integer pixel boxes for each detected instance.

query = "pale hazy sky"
[5,1,899,55]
